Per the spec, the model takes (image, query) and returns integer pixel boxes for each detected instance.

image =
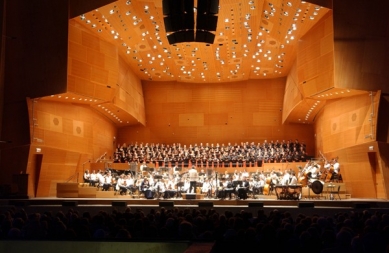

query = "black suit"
[237,180,250,200]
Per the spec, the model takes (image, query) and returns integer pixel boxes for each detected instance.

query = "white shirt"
[188,168,198,181]
[333,162,340,173]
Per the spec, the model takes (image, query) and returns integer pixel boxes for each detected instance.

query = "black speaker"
[164,14,194,32]
[353,203,371,209]
[159,201,174,207]
[62,201,78,207]
[196,15,218,31]
[195,31,215,44]
[248,202,264,207]
[198,202,213,207]
[298,202,314,208]
[168,31,195,44]
[112,201,127,207]
[163,0,194,15]
[197,0,219,14]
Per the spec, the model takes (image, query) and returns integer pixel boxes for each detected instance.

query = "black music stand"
[176,182,184,198]
[154,175,163,199]
[233,181,243,188]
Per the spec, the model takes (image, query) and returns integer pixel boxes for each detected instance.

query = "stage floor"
[0,195,389,218]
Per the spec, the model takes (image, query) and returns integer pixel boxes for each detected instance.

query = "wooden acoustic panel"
[118,78,315,156]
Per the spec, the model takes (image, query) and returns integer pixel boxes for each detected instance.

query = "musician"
[289,171,298,185]
[165,177,177,199]
[332,158,340,175]
[199,169,206,183]
[125,174,135,194]
[83,170,90,184]
[140,178,151,192]
[188,166,198,194]
[308,162,320,183]
[241,168,249,179]
[281,170,290,185]
[116,174,128,195]
[154,179,166,199]
[140,161,148,172]
[182,178,190,193]
[89,170,98,187]
[202,178,212,198]
[236,176,250,200]
[102,171,113,191]
[232,170,240,181]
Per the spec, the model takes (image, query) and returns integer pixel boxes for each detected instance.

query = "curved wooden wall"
[333,0,389,93]
[27,99,117,197]
[314,92,382,198]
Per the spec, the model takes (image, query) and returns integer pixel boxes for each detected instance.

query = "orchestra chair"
[332,173,343,183]
[330,185,341,200]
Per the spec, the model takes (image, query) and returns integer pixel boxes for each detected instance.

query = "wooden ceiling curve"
[75,0,330,83]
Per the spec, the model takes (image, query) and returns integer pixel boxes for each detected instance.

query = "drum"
[311,180,324,194]
[144,189,154,199]
[287,185,302,200]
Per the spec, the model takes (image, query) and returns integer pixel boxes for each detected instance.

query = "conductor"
[188,166,198,194]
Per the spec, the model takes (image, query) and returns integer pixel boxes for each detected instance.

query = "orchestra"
[81,143,341,201]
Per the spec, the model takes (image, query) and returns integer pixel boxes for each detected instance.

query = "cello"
[320,151,333,182]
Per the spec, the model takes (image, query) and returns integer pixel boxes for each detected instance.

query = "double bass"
[319,151,333,182]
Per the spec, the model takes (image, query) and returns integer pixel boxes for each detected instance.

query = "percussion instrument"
[311,180,324,194]
[274,184,302,200]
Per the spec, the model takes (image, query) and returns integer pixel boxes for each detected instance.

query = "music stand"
[233,181,243,188]
[176,182,184,198]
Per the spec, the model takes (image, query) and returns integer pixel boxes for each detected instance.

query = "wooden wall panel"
[378,143,389,198]
[316,92,379,152]
[297,12,334,97]
[114,56,146,125]
[118,78,315,156]
[27,100,117,197]
[333,0,389,93]
[68,20,118,101]
[314,91,383,198]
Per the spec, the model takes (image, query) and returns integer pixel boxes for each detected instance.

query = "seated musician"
[125,174,135,194]
[201,178,212,198]
[140,178,151,192]
[182,178,190,193]
[236,176,250,200]
[116,174,128,195]
[308,162,320,183]
[83,170,90,184]
[102,171,113,191]
[332,158,340,177]
[281,170,290,185]
[154,179,166,199]
[89,170,99,186]
[289,171,298,185]
[165,178,176,199]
